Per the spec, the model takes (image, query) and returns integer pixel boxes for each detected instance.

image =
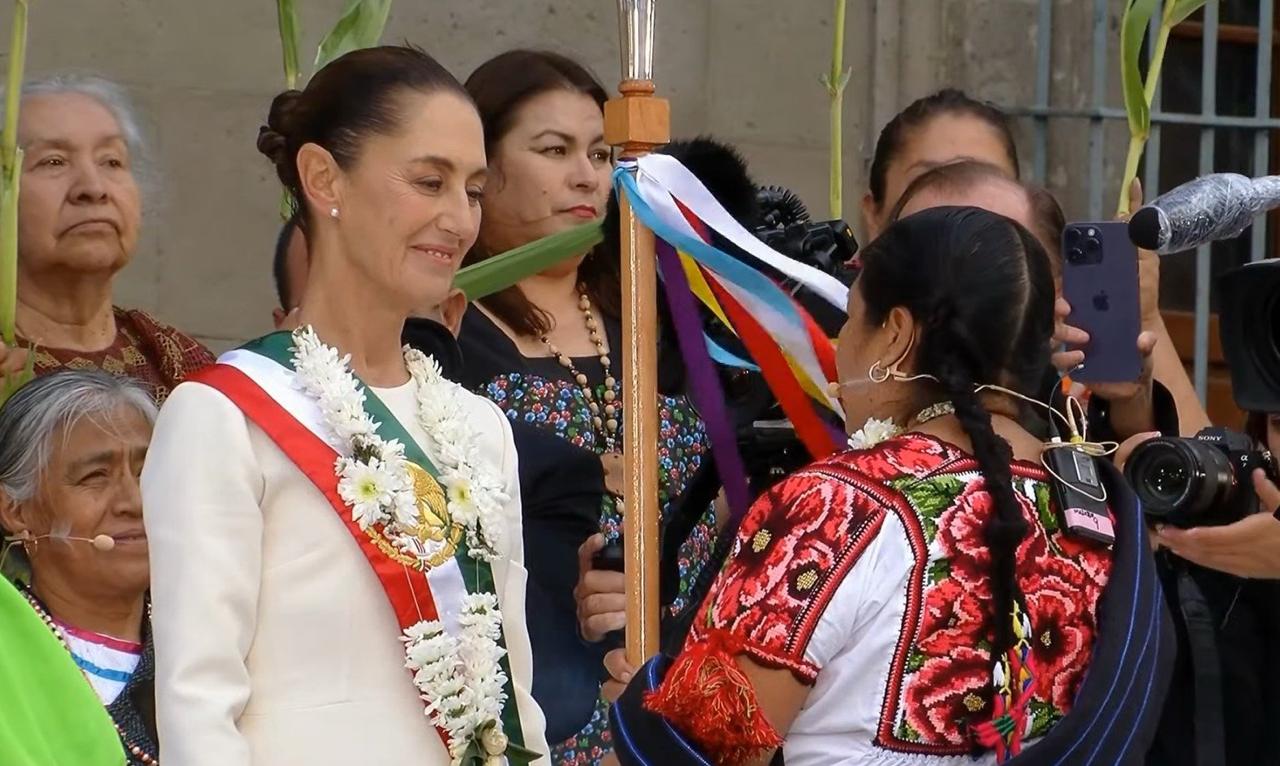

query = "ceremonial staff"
[605,0,669,665]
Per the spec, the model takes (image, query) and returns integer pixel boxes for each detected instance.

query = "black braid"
[857,205,1056,751]
[941,369,1028,660]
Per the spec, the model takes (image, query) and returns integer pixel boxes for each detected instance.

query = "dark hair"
[857,206,1055,732]
[868,88,1020,207]
[463,50,613,337]
[256,45,471,229]
[273,215,301,310]
[886,159,1065,278]
[888,160,1013,224]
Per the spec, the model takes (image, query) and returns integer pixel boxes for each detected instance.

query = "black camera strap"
[1174,564,1226,766]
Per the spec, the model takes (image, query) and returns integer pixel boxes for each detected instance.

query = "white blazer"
[142,378,549,765]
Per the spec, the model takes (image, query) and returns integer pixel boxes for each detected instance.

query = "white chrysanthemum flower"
[390,487,420,529]
[846,416,903,450]
[337,459,396,529]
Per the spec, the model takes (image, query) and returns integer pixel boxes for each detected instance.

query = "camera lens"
[1067,247,1086,264]
[1144,455,1190,505]
[1084,237,1102,255]
[1124,438,1236,525]
[1065,228,1082,247]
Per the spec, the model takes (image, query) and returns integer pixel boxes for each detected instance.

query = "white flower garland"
[846,416,903,450]
[290,327,510,763]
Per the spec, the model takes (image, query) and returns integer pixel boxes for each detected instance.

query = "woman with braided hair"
[609,206,1174,765]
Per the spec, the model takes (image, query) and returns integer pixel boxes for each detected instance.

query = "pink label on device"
[1061,506,1115,544]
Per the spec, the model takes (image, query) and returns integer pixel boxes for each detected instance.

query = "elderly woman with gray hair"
[0,370,159,765]
[0,75,213,401]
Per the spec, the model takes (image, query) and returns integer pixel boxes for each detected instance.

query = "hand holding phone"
[1060,221,1143,384]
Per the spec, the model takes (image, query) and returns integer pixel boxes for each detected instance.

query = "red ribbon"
[703,275,840,458]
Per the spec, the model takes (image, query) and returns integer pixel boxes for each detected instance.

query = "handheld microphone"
[3,529,116,551]
[1128,173,1280,254]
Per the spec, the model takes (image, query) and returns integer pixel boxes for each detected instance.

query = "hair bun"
[257,89,303,166]
[255,125,288,166]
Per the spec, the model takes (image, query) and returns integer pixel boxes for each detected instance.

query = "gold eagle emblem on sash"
[368,463,464,570]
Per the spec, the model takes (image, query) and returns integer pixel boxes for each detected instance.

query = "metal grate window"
[1009,0,1277,407]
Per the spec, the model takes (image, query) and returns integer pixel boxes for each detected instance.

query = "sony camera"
[1124,427,1276,528]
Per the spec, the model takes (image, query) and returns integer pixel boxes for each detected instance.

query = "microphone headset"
[2,528,116,551]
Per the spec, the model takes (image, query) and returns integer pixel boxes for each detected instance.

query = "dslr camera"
[1121,259,1280,529]
[1124,427,1276,528]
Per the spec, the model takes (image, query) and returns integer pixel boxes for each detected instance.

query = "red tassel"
[644,631,784,765]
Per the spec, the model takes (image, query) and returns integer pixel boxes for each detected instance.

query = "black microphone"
[1128,173,1280,254]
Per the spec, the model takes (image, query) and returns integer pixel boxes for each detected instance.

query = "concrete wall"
[0,0,1118,351]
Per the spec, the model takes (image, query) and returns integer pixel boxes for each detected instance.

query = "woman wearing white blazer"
[141,46,548,765]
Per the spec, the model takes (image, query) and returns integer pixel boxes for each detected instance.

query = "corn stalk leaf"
[1166,0,1208,27]
[276,0,301,90]
[314,0,393,72]
[454,221,604,301]
[1,0,29,349]
[824,0,849,221]
[1121,0,1159,138]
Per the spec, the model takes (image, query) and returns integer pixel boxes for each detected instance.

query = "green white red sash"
[189,332,530,763]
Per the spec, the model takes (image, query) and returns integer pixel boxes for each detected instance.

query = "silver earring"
[330,207,339,219]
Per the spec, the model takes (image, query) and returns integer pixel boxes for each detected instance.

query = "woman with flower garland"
[141,47,548,765]
[610,207,1175,765]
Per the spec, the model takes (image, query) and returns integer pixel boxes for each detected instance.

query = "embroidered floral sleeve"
[645,456,894,763]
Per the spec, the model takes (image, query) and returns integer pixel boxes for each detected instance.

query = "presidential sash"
[190,332,531,763]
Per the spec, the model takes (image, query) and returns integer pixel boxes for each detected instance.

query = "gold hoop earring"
[869,361,891,384]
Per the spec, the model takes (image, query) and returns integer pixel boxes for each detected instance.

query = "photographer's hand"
[575,534,627,642]
[1154,469,1280,578]
[1052,304,1159,438]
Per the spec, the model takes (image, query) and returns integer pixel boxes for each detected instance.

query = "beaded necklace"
[540,289,620,451]
[20,587,157,765]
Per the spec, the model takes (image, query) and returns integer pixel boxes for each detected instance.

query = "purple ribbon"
[655,239,752,524]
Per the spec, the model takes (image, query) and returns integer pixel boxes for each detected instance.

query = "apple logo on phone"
[1092,290,1110,312]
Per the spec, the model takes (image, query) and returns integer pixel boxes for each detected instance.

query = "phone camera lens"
[1084,237,1102,254]
[1067,246,1086,264]
[1065,228,1082,247]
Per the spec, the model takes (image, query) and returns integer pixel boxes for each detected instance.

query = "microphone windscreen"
[1128,206,1163,251]
[91,534,115,551]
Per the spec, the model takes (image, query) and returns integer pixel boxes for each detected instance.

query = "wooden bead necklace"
[540,290,619,451]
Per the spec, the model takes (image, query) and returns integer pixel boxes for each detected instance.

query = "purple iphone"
[1061,221,1142,384]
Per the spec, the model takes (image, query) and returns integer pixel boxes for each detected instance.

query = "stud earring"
[330,207,339,219]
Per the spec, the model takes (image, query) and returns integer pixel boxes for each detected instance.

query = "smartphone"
[1061,221,1142,383]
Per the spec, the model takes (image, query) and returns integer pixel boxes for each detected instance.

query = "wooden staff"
[604,0,669,665]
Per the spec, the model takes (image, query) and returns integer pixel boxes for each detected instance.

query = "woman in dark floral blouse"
[456,50,718,765]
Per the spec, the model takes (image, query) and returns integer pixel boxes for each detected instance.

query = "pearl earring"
[330,207,339,219]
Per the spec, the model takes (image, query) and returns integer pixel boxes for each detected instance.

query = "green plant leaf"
[453,221,604,301]
[1166,0,1208,27]
[277,0,302,90]
[313,0,393,72]
[1120,0,1159,137]
[1,1,28,347]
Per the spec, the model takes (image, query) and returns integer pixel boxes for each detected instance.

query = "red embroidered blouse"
[648,433,1113,765]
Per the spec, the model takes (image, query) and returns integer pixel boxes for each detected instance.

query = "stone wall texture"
[0,0,1125,351]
